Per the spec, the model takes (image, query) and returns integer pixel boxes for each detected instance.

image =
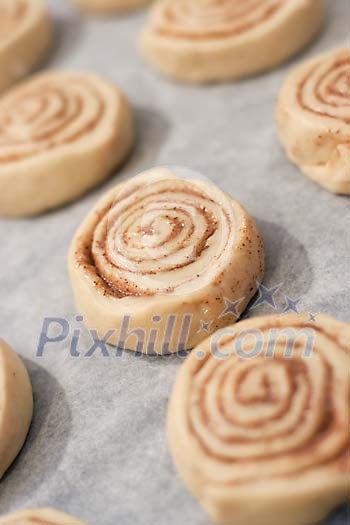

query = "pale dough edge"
[140,0,324,83]
[167,313,350,525]
[0,339,33,480]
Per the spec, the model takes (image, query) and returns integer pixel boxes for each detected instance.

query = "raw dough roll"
[0,0,52,94]
[0,71,134,217]
[0,508,87,525]
[68,168,264,355]
[168,313,350,525]
[73,0,152,13]
[140,0,324,83]
[277,48,350,194]
[0,339,33,479]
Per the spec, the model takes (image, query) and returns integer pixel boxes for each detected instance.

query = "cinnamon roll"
[0,509,87,525]
[0,72,134,217]
[168,313,350,525]
[0,339,33,479]
[73,0,152,13]
[277,48,350,194]
[68,168,264,355]
[0,0,52,94]
[140,0,324,83]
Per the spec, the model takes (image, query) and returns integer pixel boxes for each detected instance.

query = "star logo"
[198,320,212,333]
[251,282,282,310]
[283,296,302,314]
[220,297,244,319]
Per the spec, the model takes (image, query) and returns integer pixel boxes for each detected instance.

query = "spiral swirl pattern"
[177,316,349,485]
[0,74,106,164]
[70,168,263,354]
[0,0,28,42]
[76,170,239,297]
[298,49,350,128]
[277,49,350,194]
[151,0,286,39]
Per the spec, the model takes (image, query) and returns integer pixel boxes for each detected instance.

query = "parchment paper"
[0,0,349,523]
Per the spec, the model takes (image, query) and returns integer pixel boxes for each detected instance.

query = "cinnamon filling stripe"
[185,322,348,479]
[80,186,231,297]
[0,82,105,163]
[297,57,350,123]
[153,0,285,39]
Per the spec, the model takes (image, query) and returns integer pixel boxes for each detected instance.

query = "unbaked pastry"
[68,168,264,355]
[0,71,134,217]
[73,0,152,13]
[140,0,324,83]
[0,0,52,94]
[0,339,33,479]
[168,313,350,525]
[0,508,87,525]
[277,48,350,195]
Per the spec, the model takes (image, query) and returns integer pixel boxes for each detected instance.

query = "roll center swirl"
[298,54,350,125]
[0,78,105,163]
[187,323,349,483]
[90,179,234,297]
